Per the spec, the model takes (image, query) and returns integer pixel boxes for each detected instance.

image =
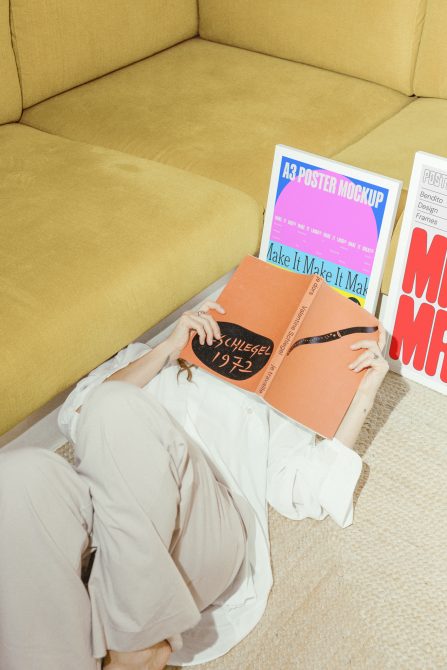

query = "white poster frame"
[383,151,447,394]
[259,145,402,314]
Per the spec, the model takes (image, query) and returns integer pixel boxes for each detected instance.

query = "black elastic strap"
[287,326,378,355]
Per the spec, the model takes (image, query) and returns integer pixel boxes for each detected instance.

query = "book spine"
[255,273,324,397]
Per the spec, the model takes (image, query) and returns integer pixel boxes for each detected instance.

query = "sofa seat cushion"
[333,99,447,294]
[335,99,447,189]
[0,124,261,436]
[21,38,411,207]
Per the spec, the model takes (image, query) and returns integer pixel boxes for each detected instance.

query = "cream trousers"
[0,381,247,670]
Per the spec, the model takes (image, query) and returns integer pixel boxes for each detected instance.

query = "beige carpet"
[57,372,447,669]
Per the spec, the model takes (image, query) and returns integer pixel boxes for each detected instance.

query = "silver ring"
[197,310,207,316]
[372,352,379,360]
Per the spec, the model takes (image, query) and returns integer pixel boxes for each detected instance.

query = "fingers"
[348,337,388,373]
[182,313,222,346]
[351,323,386,353]
[348,350,378,372]
[350,353,388,374]
[188,314,216,345]
[350,339,381,353]
[177,301,225,347]
[193,314,221,344]
[176,314,207,347]
[200,313,222,342]
[197,301,226,314]
[187,301,225,345]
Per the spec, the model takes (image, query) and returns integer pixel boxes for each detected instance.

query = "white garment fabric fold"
[57,342,362,665]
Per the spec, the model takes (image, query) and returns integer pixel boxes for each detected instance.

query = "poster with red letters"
[384,152,447,394]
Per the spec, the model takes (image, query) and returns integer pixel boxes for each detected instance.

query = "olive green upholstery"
[0,124,261,435]
[414,0,447,98]
[21,39,410,207]
[1,1,446,437]
[10,0,198,107]
[198,0,426,95]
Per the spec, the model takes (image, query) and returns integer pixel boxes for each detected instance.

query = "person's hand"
[164,301,226,362]
[335,322,389,448]
[348,321,389,401]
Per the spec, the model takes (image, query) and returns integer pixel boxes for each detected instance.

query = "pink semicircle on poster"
[273,169,379,275]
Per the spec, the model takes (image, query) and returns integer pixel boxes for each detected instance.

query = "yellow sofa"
[1,0,445,437]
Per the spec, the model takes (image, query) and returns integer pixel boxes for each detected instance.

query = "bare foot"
[103,639,172,670]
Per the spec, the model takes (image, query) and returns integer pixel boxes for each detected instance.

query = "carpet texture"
[57,371,447,668]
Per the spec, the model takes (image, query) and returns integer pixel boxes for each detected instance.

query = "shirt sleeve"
[266,407,362,528]
[57,341,163,444]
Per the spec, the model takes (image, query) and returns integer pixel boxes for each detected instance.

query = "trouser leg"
[74,380,246,659]
[0,447,98,670]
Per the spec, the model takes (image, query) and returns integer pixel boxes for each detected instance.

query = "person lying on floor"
[0,300,388,670]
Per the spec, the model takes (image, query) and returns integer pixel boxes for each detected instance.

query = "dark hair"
[176,357,195,382]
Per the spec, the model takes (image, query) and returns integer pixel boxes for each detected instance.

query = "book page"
[180,255,310,393]
[264,281,379,437]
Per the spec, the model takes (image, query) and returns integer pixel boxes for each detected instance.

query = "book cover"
[384,151,447,394]
[259,145,402,312]
[180,255,379,437]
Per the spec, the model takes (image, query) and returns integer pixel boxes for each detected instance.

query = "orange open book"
[180,255,379,438]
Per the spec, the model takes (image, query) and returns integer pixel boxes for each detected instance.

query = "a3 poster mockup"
[384,152,447,394]
[260,145,402,313]
[180,255,379,438]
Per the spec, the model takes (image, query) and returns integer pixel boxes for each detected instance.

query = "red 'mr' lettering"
[402,227,447,304]
[389,294,434,369]
[425,308,447,382]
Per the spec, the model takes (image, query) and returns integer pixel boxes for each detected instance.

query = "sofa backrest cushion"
[414,0,447,98]
[0,0,21,123]
[199,0,426,95]
[10,0,198,108]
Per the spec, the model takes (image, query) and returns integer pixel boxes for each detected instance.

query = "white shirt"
[58,342,362,666]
